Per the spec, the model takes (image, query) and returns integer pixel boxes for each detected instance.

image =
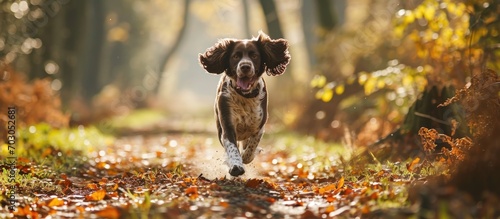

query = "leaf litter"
[1,133,426,218]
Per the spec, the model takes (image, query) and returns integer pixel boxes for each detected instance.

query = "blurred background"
[1,0,499,143]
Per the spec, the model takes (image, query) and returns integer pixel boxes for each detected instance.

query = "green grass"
[1,123,113,196]
[15,123,112,156]
[103,109,167,130]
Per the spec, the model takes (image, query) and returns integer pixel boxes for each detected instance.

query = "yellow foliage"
[403,10,415,24]
[402,75,413,87]
[364,77,377,96]
[358,72,368,85]
[423,5,436,21]
[321,88,334,102]
[335,84,345,95]
[315,89,324,100]
[311,75,327,88]
[394,0,472,76]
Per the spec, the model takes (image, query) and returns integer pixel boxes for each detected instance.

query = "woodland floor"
[1,114,479,219]
[2,128,431,219]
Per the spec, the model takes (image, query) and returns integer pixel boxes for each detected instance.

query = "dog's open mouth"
[235,77,255,92]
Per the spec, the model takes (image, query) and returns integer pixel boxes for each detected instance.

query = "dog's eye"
[250,53,259,59]
[232,53,241,59]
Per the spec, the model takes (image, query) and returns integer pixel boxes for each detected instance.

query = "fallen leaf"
[245,178,262,188]
[96,162,107,169]
[47,198,64,207]
[109,183,119,191]
[48,209,57,215]
[57,174,72,190]
[86,189,106,201]
[407,157,420,172]
[362,205,370,214]
[318,184,336,195]
[267,197,276,203]
[76,206,85,213]
[14,205,31,216]
[297,169,309,178]
[87,183,99,190]
[220,201,229,208]
[324,205,336,214]
[99,177,109,185]
[342,187,353,195]
[326,195,336,202]
[107,191,119,198]
[337,176,345,189]
[185,186,198,199]
[209,183,220,190]
[96,206,120,219]
[183,177,197,185]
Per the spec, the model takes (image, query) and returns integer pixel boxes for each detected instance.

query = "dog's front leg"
[241,129,263,164]
[216,98,245,177]
[222,135,245,176]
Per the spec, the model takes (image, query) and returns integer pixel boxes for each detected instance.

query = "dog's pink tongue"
[237,78,252,90]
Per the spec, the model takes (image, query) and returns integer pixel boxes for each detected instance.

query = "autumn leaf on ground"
[219,201,229,208]
[85,189,106,201]
[99,177,109,185]
[407,157,420,172]
[337,176,345,189]
[87,183,99,190]
[318,184,336,195]
[96,206,120,219]
[209,183,220,190]
[57,173,72,188]
[185,186,198,199]
[47,198,64,207]
[323,205,336,214]
[245,178,262,188]
[14,205,39,218]
[76,206,85,213]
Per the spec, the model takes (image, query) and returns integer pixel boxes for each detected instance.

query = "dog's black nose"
[240,63,252,73]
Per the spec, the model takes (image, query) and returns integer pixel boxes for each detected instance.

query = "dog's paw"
[229,165,245,176]
[242,147,262,164]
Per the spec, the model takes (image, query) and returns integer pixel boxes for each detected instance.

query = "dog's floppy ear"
[199,39,234,74]
[257,31,291,76]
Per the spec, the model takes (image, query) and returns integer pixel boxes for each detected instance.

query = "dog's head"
[199,31,290,93]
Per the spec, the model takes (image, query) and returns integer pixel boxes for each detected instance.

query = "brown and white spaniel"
[199,31,290,176]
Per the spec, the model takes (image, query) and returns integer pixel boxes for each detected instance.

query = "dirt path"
[3,132,415,218]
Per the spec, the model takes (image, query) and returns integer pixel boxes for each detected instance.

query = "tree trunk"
[60,0,85,103]
[258,0,283,38]
[315,0,337,31]
[301,0,317,68]
[242,0,252,38]
[294,0,344,139]
[79,0,105,102]
[154,0,191,94]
